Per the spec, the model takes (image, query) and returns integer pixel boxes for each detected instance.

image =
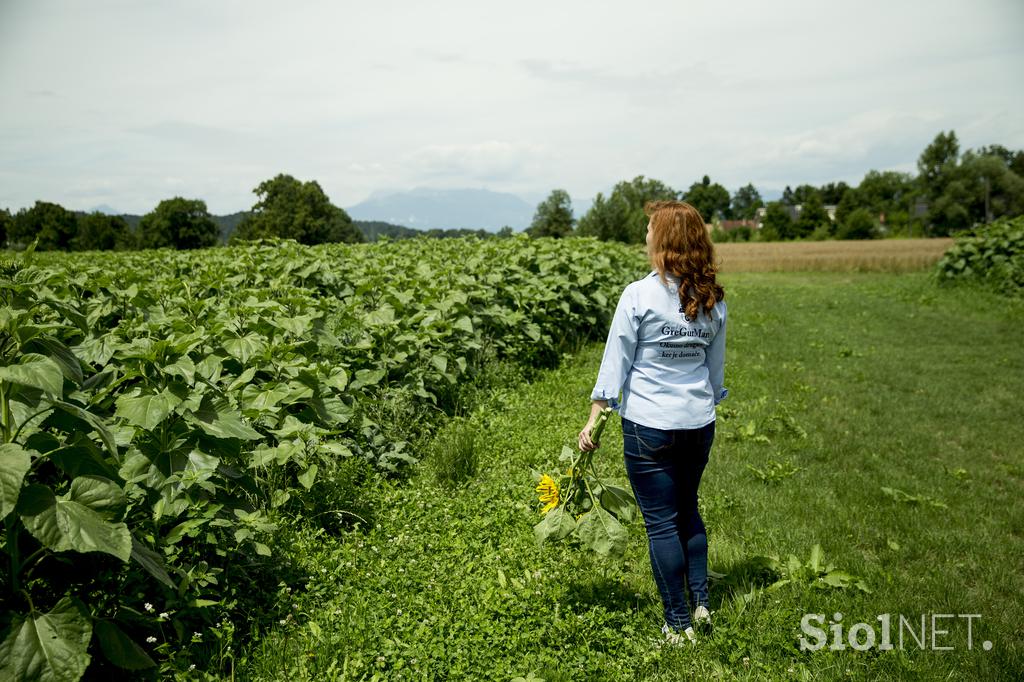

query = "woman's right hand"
[578,420,598,452]
[578,399,610,452]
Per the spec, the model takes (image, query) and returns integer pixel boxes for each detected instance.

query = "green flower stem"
[0,380,11,444]
[11,406,53,445]
[6,515,21,594]
[588,407,612,446]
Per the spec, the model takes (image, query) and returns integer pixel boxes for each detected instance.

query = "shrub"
[837,208,878,239]
[935,216,1024,295]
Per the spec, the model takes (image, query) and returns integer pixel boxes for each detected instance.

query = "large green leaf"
[274,314,316,336]
[599,485,637,523]
[183,450,220,484]
[52,401,119,460]
[323,368,348,392]
[364,304,395,327]
[0,597,92,682]
[195,354,224,383]
[94,620,156,671]
[163,355,196,386]
[8,399,53,440]
[575,507,628,558]
[48,439,120,480]
[129,535,176,589]
[19,482,132,561]
[223,333,265,364]
[533,506,575,546]
[187,397,261,440]
[309,395,353,424]
[0,443,33,518]
[249,440,302,468]
[114,388,182,431]
[0,353,64,398]
[297,464,318,491]
[68,475,127,522]
[349,368,386,391]
[73,334,119,366]
[26,336,84,386]
[241,384,291,412]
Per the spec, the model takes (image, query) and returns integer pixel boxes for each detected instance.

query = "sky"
[2,0,1023,215]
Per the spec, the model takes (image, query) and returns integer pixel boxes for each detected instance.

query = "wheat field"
[714,238,954,273]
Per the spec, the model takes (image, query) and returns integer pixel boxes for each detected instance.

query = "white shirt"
[591,270,728,430]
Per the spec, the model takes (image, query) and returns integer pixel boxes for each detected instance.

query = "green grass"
[233,271,1023,681]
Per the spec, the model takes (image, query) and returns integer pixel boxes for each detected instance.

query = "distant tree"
[577,176,679,243]
[575,193,619,241]
[781,185,796,205]
[958,150,1024,224]
[0,208,10,248]
[858,171,914,211]
[138,197,219,250]
[820,181,851,206]
[926,184,972,234]
[233,174,362,245]
[526,189,574,238]
[684,175,731,222]
[975,144,1024,176]
[72,212,132,251]
[730,183,763,220]
[917,129,962,232]
[917,130,960,201]
[9,201,78,250]
[835,170,916,235]
[496,225,515,238]
[423,228,490,239]
[790,184,822,206]
[913,130,1024,234]
[760,201,794,240]
[837,207,878,239]
[795,192,831,238]
[354,220,419,242]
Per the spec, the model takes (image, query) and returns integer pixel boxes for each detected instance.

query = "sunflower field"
[0,235,647,679]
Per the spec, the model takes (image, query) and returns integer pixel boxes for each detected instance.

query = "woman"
[578,200,727,646]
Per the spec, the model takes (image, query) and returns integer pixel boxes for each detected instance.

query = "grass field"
[231,270,1023,681]
[715,238,954,273]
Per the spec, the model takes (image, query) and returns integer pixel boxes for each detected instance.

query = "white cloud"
[405,141,548,183]
[0,0,1022,213]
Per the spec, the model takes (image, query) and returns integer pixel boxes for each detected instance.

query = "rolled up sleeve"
[591,284,639,410]
[705,302,728,404]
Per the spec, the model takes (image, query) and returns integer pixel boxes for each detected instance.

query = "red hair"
[644,200,725,320]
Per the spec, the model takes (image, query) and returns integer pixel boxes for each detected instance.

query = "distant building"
[754,204,838,227]
[912,199,929,218]
[718,219,759,232]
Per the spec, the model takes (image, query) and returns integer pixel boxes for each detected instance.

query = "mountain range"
[90,187,602,236]
[345,187,536,232]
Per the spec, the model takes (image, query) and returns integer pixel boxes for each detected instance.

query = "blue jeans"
[622,417,715,631]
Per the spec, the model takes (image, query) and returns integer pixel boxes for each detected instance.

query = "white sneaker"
[693,605,713,634]
[661,622,696,646]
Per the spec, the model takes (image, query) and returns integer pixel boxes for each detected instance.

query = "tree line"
[0,173,518,251]
[4,130,1021,251]
[0,175,365,251]
[525,130,1024,242]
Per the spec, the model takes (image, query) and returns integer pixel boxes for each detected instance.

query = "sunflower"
[536,474,560,514]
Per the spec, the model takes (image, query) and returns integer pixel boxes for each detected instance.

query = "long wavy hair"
[644,200,725,320]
